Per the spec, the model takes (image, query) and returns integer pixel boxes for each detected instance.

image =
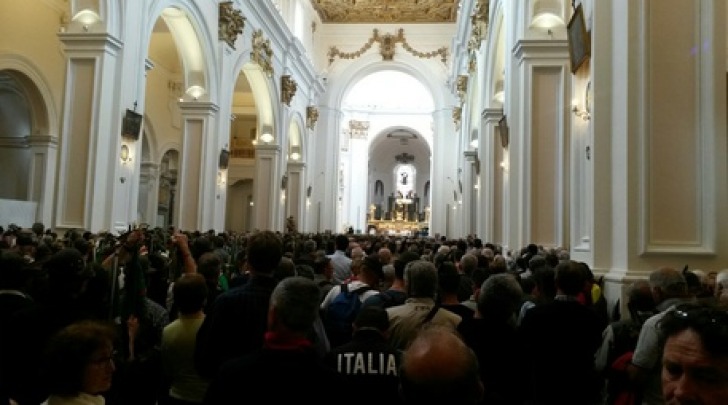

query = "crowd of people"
[0,222,726,405]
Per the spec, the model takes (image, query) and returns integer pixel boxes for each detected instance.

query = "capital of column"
[254,143,281,156]
[287,161,305,171]
[482,107,504,123]
[58,32,122,54]
[0,136,28,148]
[25,135,58,146]
[178,101,220,116]
[513,39,569,61]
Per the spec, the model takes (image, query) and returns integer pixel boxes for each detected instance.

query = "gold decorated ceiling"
[311,0,459,23]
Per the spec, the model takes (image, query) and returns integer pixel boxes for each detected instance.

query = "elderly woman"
[41,320,117,405]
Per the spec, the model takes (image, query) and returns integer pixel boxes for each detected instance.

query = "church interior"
[0,0,727,308]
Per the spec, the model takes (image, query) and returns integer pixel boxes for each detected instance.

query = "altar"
[366,202,429,236]
[367,219,425,236]
[365,155,429,235]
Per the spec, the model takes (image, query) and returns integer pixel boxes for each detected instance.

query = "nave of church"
[1,0,727,308]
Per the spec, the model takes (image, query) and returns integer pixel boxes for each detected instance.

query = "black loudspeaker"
[122,109,143,140]
[219,149,230,170]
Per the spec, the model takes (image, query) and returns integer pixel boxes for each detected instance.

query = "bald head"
[399,326,483,404]
[649,267,688,302]
[351,246,365,261]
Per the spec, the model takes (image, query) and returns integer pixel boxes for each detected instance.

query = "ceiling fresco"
[311,0,459,23]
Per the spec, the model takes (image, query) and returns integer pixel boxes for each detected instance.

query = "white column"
[463,151,478,237]
[348,134,368,232]
[286,161,305,232]
[252,143,282,231]
[56,31,123,233]
[177,101,220,232]
[595,0,728,314]
[310,106,342,233]
[430,108,457,237]
[26,135,57,226]
[511,39,570,250]
[138,162,159,226]
[479,108,501,243]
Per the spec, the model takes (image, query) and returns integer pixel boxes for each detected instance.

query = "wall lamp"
[259,125,274,144]
[572,104,591,121]
[120,144,131,163]
[290,145,301,161]
[72,9,101,32]
[185,85,206,101]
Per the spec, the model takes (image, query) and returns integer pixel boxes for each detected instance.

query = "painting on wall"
[567,4,590,74]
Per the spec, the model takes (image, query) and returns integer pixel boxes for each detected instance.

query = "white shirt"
[320,280,380,310]
[42,393,105,405]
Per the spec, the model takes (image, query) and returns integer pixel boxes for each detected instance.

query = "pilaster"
[511,39,570,250]
[138,162,159,226]
[480,108,504,244]
[431,107,457,237]
[26,135,57,225]
[56,31,123,232]
[286,161,305,232]
[252,143,282,231]
[177,101,220,232]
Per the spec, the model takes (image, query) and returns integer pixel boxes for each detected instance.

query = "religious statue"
[401,172,408,185]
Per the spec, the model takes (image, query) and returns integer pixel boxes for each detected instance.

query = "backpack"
[324,283,373,346]
[604,318,652,405]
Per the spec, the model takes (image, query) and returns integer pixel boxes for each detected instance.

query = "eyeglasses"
[672,303,728,324]
[89,350,117,367]
[665,303,728,352]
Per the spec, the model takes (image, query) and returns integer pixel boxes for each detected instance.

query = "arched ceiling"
[369,127,430,167]
[311,0,459,23]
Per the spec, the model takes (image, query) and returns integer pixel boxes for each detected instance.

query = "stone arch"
[284,114,306,227]
[0,56,59,225]
[157,147,180,227]
[368,125,431,223]
[229,32,277,145]
[0,55,57,137]
[326,52,449,108]
[485,3,509,108]
[142,1,218,101]
[140,1,217,229]
[240,64,276,142]
[286,111,305,161]
[326,52,444,232]
[324,54,447,153]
